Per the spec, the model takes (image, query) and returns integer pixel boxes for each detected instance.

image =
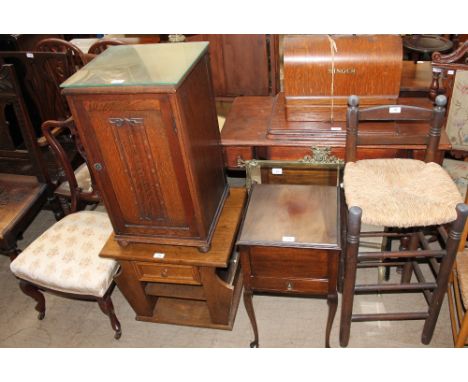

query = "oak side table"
[237,183,341,347]
[99,188,246,330]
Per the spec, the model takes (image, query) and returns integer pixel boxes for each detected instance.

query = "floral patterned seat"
[9,210,121,339]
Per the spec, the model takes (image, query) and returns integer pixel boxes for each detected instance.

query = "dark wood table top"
[100,187,246,268]
[0,174,46,241]
[221,94,450,149]
[237,184,339,249]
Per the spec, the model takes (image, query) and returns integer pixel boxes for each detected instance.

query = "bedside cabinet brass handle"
[161,268,168,278]
[287,281,293,291]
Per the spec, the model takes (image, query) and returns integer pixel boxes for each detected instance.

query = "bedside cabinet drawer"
[250,276,328,295]
[134,262,201,285]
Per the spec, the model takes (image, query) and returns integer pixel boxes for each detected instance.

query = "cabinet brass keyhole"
[287,282,293,291]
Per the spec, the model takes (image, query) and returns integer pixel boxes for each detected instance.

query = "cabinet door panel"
[79,94,196,237]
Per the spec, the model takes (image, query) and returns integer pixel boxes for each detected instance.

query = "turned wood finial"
[429,69,441,101]
[435,94,447,107]
[348,95,359,107]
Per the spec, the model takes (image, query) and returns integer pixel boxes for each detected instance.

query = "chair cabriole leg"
[19,280,45,320]
[97,294,122,340]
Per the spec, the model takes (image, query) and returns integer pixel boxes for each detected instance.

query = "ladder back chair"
[340,94,468,347]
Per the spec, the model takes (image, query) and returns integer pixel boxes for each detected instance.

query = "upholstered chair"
[9,118,121,339]
[340,95,468,347]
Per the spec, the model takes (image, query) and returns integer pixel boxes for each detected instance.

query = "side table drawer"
[134,262,201,285]
[250,276,328,294]
[224,146,254,169]
[249,246,329,279]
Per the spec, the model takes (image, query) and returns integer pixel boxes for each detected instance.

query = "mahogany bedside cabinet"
[237,183,341,347]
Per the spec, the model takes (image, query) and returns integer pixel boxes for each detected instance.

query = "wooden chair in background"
[87,39,126,55]
[0,64,49,259]
[34,38,87,70]
[430,41,468,159]
[339,95,468,347]
[0,51,80,191]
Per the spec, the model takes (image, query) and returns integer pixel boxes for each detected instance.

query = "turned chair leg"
[19,280,46,320]
[48,195,65,221]
[6,246,20,262]
[58,196,71,218]
[422,204,468,344]
[400,232,419,283]
[97,294,122,340]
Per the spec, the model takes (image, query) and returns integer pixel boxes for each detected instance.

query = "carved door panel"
[76,94,197,238]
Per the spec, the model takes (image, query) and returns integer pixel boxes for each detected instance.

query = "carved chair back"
[430,42,468,155]
[88,39,127,55]
[41,117,99,214]
[0,52,73,129]
[345,94,447,163]
[0,64,49,184]
[35,38,86,72]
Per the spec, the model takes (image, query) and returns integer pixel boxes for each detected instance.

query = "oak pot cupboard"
[62,42,228,251]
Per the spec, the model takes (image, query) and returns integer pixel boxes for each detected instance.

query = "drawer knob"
[287,281,293,291]
[161,268,168,278]
[94,163,103,171]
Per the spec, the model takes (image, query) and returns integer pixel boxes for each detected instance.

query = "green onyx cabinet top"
[61,42,209,88]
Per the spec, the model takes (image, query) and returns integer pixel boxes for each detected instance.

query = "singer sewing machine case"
[283,35,403,122]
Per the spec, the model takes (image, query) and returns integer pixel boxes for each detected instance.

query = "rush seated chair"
[339,95,468,347]
[9,117,121,339]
